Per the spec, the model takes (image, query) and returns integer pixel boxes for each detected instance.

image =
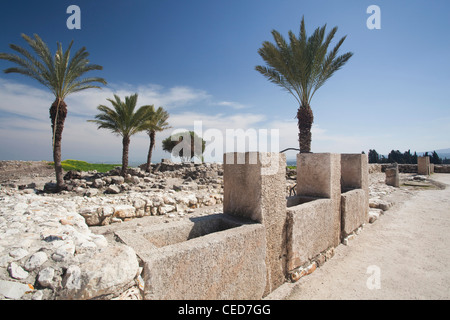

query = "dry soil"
[268,173,450,300]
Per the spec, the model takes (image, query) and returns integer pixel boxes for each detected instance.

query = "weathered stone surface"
[37,267,55,288]
[341,189,366,238]
[0,280,33,299]
[340,154,369,239]
[369,198,392,211]
[368,209,383,223]
[133,216,267,300]
[111,176,125,185]
[24,251,48,271]
[8,262,29,280]
[79,206,102,226]
[58,245,139,300]
[106,185,121,194]
[287,198,336,270]
[9,248,29,260]
[385,164,400,187]
[286,153,342,272]
[224,152,287,295]
[113,205,136,219]
[418,156,431,175]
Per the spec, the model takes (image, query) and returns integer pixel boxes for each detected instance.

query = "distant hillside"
[420,148,450,159]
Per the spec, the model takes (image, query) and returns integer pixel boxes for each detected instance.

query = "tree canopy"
[162,131,206,162]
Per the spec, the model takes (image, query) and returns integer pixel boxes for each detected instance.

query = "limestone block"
[286,198,337,271]
[0,280,33,299]
[58,245,139,300]
[296,153,341,201]
[340,189,366,238]
[223,152,287,295]
[139,218,266,300]
[113,205,136,219]
[24,251,48,271]
[385,163,399,187]
[418,156,431,175]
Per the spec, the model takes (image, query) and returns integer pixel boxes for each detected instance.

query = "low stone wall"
[116,214,267,300]
[286,198,338,271]
[341,189,367,239]
[369,164,419,173]
[369,163,450,174]
[77,191,223,226]
[435,165,450,173]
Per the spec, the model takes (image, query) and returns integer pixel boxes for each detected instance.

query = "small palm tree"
[0,34,106,191]
[88,93,154,176]
[143,106,171,172]
[255,17,353,153]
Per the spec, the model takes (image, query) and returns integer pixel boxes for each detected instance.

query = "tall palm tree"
[0,33,106,191]
[88,93,154,176]
[143,106,171,172]
[255,17,353,153]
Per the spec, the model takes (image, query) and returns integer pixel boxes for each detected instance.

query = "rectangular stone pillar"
[223,152,286,296]
[385,163,399,187]
[341,154,368,190]
[340,154,369,238]
[296,153,341,247]
[286,153,342,271]
[418,156,430,175]
[340,153,369,209]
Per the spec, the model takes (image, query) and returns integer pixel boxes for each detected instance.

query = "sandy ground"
[266,173,450,300]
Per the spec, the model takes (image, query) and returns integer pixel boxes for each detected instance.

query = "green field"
[49,160,122,172]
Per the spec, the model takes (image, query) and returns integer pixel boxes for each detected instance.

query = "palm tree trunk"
[50,98,68,191]
[121,136,130,177]
[297,104,314,153]
[145,130,156,172]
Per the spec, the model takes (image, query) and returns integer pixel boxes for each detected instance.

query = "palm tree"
[143,106,171,172]
[255,17,353,153]
[88,93,153,176]
[0,33,106,191]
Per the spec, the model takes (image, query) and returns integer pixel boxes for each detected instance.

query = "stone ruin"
[115,152,370,299]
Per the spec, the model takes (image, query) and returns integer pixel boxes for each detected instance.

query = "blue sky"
[0,0,449,163]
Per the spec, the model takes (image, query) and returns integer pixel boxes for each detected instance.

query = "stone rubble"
[0,161,423,300]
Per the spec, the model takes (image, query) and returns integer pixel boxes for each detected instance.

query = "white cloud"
[0,78,264,163]
[215,101,248,110]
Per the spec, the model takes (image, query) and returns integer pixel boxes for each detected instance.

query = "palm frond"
[255,17,352,107]
[88,94,154,139]
[0,33,106,101]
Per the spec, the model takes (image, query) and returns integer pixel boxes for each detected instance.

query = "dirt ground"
[0,160,56,188]
[267,173,450,300]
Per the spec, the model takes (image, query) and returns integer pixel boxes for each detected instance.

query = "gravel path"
[275,173,450,300]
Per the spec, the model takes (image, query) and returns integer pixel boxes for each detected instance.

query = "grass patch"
[49,159,122,173]
[287,165,296,170]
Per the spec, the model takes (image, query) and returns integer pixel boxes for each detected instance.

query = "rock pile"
[29,162,224,226]
[0,192,140,300]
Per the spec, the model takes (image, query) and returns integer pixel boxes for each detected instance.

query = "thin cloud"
[215,101,248,110]
[0,78,262,161]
